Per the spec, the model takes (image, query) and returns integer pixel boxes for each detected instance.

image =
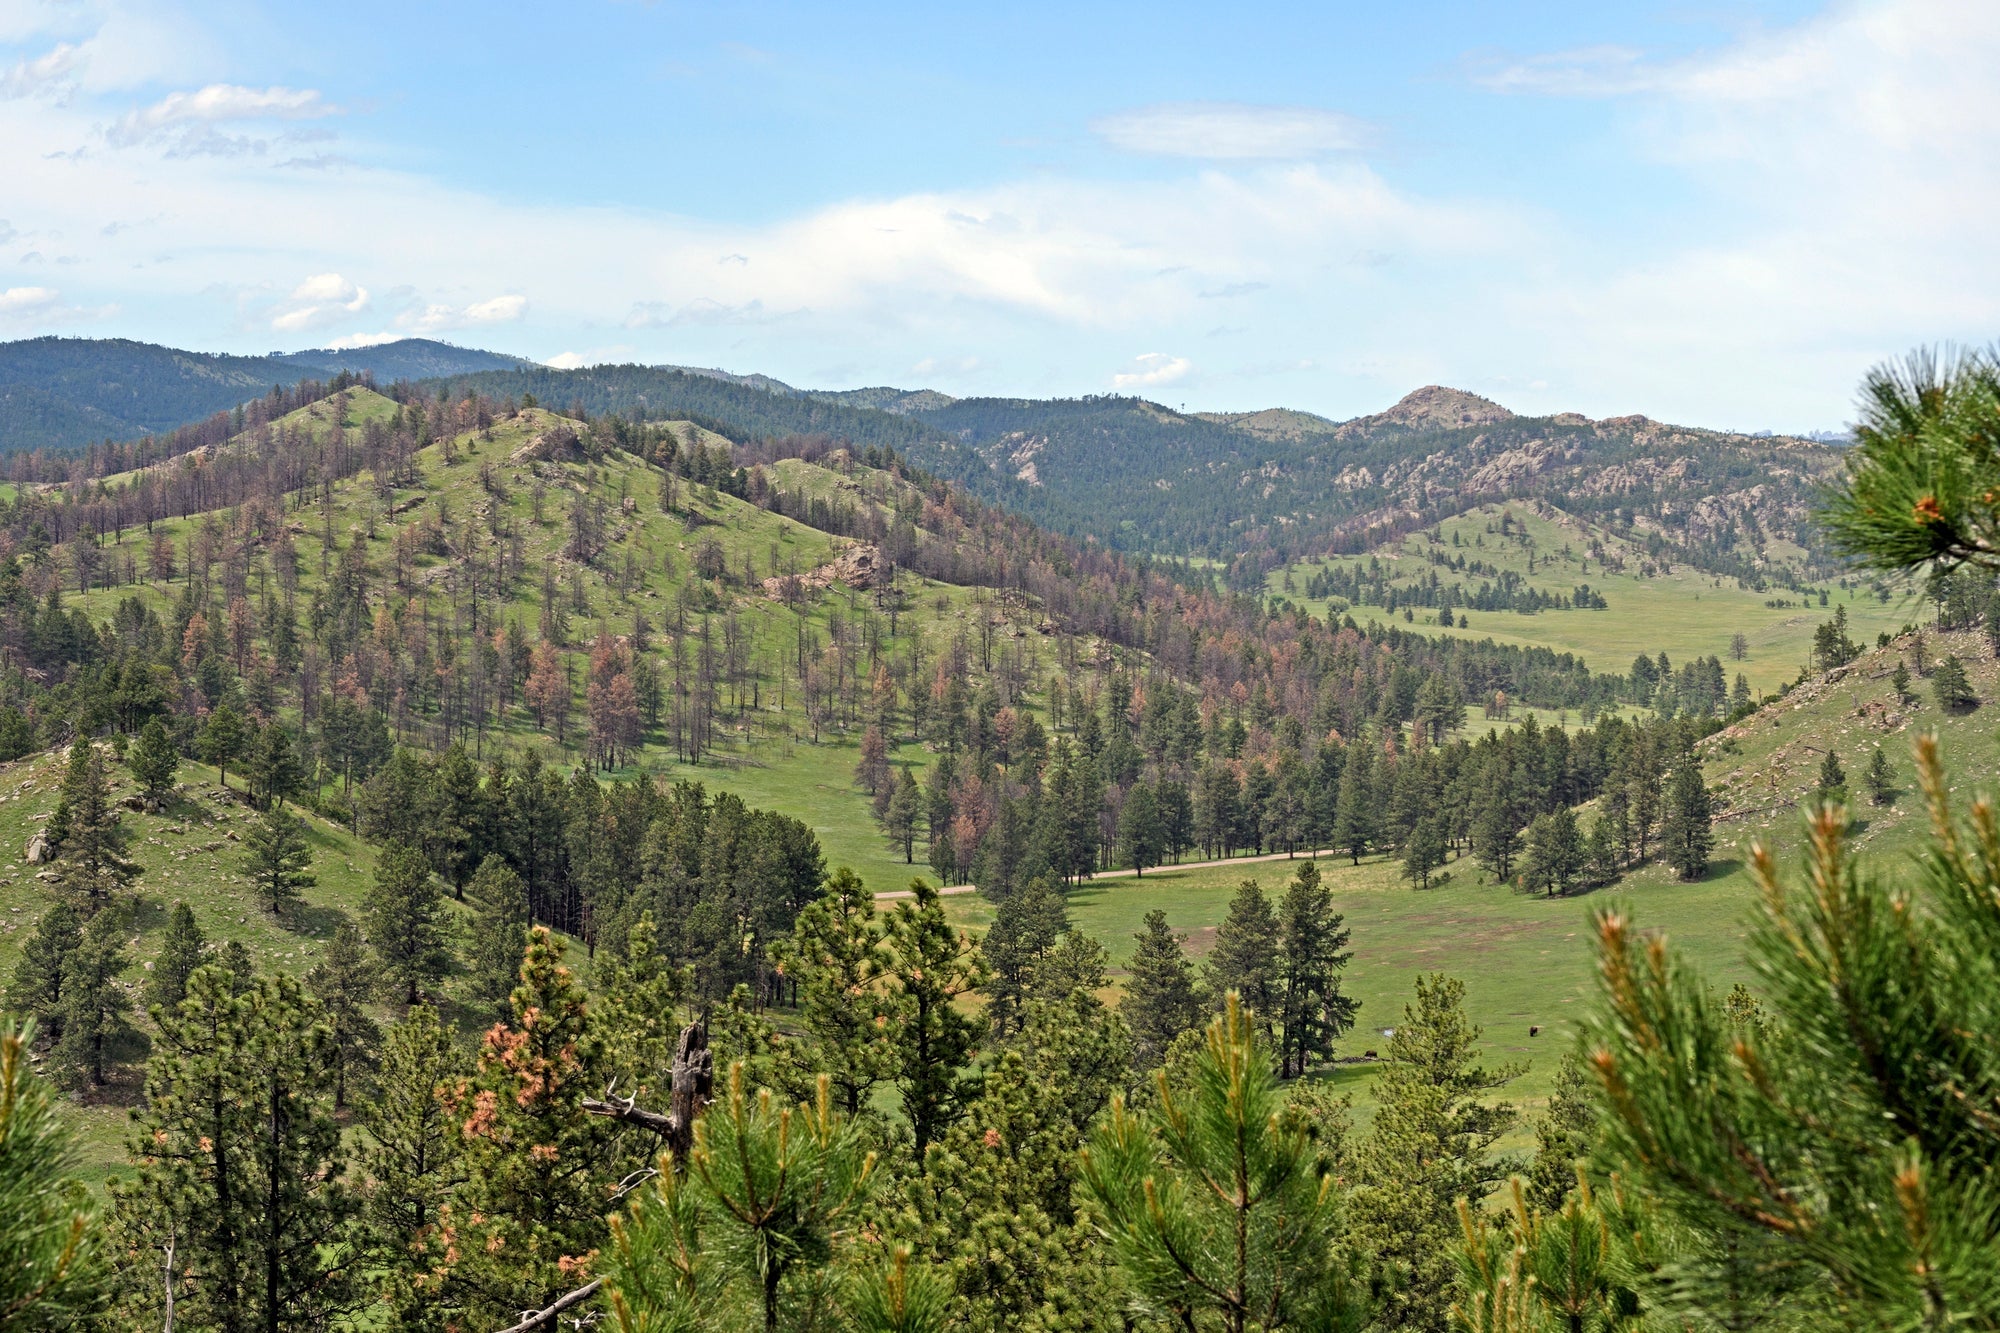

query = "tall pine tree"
[1123,909,1205,1070]
[112,968,359,1332]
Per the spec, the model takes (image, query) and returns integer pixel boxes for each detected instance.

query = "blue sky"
[0,0,1994,431]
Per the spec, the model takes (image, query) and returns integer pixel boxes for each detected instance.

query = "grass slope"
[944,626,1994,1125]
[0,750,382,1182]
[62,389,1074,899]
[1269,502,1912,693]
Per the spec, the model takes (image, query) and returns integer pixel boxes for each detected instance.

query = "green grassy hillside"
[0,749,382,1180]
[947,623,1994,1126]
[1269,502,1913,693]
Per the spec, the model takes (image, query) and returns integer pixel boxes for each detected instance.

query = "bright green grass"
[942,627,1999,1122]
[0,751,390,1184]
[945,847,1759,1121]
[61,394,1076,883]
[1270,502,1915,694]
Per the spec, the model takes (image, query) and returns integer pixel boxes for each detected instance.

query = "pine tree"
[886,767,921,863]
[1080,996,1369,1333]
[127,716,180,806]
[242,802,316,916]
[1348,973,1521,1332]
[1017,934,1133,1143]
[51,909,133,1090]
[1123,909,1205,1070]
[1814,748,1848,809]
[198,704,246,788]
[359,1005,469,1333]
[449,926,615,1328]
[593,912,689,1169]
[1523,805,1586,898]
[1523,1051,1597,1213]
[880,880,987,1165]
[364,843,449,1005]
[1866,744,1896,805]
[601,1068,889,1333]
[1205,879,1281,1033]
[218,938,256,994]
[1116,782,1163,875]
[1933,652,1977,711]
[901,1047,1119,1332]
[305,919,379,1111]
[979,872,1067,1039]
[462,853,529,1020]
[112,968,359,1333]
[48,740,140,916]
[1333,741,1375,865]
[1453,1175,1637,1333]
[1586,815,1625,886]
[7,901,80,1038]
[1272,860,1357,1078]
[0,1016,106,1327]
[1472,783,1523,884]
[1584,737,2000,1326]
[1659,755,1715,881]
[1402,816,1447,889]
[1891,659,1913,701]
[148,901,207,1015]
[243,722,303,810]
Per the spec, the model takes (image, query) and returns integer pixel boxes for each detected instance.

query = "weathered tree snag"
[580,1020,713,1161]
[489,1024,711,1331]
[491,1277,604,1333]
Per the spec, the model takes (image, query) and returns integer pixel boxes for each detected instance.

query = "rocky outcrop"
[761,544,883,597]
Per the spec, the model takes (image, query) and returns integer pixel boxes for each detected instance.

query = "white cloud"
[270,272,368,331]
[1094,102,1372,159]
[0,285,59,314]
[1482,0,2000,423]
[544,351,589,369]
[108,83,339,156]
[461,294,526,324]
[322,330,403,350]
[1111,353,1191,390]
[0,43,77,99]
[393,294,528,334]
[1471,45,1662,96]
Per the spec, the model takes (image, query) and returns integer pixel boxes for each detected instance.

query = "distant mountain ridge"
[0,336,529,453]
[0,336,1846,591]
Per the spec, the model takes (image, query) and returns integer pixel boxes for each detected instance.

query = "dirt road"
[872,847,1339,900]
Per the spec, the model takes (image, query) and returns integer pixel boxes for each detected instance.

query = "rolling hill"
[0,338,1859,607]
[0,337,530,454]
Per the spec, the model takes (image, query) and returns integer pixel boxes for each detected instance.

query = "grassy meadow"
[1268,502,1916,694]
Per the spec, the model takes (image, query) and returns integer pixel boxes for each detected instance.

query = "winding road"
[872,847,1341,900]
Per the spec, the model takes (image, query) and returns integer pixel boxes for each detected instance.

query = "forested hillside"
[7,341,2000,1333]
[0,337,529,454]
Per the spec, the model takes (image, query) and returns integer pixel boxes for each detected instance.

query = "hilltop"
[0,337,530,454]
[0,339,1855,599]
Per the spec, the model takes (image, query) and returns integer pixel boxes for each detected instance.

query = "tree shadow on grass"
[277,899,353,941]
[1560,855,1745,897]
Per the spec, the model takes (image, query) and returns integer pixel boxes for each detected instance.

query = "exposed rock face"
[761,543,883,597]
[1341,385,1516,435]
[509,424,587,464]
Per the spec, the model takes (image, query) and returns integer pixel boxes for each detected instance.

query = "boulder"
[24,832,48,864]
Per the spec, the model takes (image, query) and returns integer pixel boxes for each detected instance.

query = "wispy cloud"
[1111,352,1191,390]
[1094,102,1372,159]
[108,83,341,156]
[1469,45,1662,96]
[0,43,78,100]
[269,272,368,331]
[0,286,60,315]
